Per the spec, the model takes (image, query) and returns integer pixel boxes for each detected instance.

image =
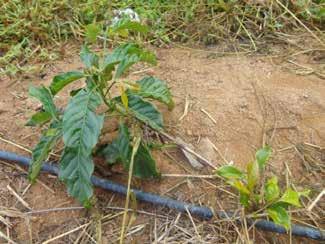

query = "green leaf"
[229,180,250,195]
[255,146,271,170]
[85,23,101,43]
[216,165,244,179]
[267,205,290,230]
[59,147,94,204]
[132,76,174,110]
[97,126,159,178]
[121,87,129,109]
[80,45,99,68]
[105,43,156,78]
[116,94,164,131]
[279,188,301,207]
[63,89,104,151]
[26,111,52,126]
[111,18,148,34]
[97,123,131,165]
[60,88,103,204]
[298,189,310,198]
[29,86,57,119]
[100,58,119,81]
[29,123,62,182]
[115,54,139,78]
[239,193,250,207]
[133,143,159,178]
[265,176,280,203]
[247,161,259,192]
[50,71,84,95]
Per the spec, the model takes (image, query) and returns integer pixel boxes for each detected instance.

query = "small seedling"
[216,146,310,230]
[26,19,174,206]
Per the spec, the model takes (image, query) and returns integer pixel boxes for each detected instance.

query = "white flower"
[112,8,140,25]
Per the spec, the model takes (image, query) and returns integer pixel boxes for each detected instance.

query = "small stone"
[175,137,203,169]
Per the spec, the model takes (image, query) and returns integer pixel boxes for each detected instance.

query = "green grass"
[1,0,324,76]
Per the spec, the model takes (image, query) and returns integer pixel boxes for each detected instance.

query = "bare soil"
[0,46,324,243]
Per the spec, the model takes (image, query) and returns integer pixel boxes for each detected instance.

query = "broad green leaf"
[85,23,101,43]
[97,126,159,178]
[29,124,62,182]
[63,89,104,151]
[105,43,156,78]
[267,205,290,230]
[61,88,102,204]
[216,165,244,179]
[255,146,271,170]
[279,188,301,207]
[26,111,52,126]
[50,71,84,95]
[97,123,131,165]
[111,18,148,34]
[247,161,259,192]
[100,58,119,81]
[133,143,159,178]
[265,176,280,203]
[115,94,164,131]
[29,86,57,119]
[132,76,174,110]
[230,180,250,195]
[59,147,94,204]
[115,54,139,78]
[80,45,99,68]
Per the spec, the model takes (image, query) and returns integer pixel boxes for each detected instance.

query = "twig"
[209,141,228,164]
[0,160,54,193]
[307,189,325,212]
[161,173,215,179]
[0,136,32,153]
[179,95,190,121]
[6,185,31,210]
[44,212,124,244]
[0,135,59,158]
[0,230,16,244]
[200,108,217,124]
[25,206,84,215]
[104,206,167,219]
[185,207,202,241]
[131,68,153,75]
[120,136,141,243]
[43,222,91,244]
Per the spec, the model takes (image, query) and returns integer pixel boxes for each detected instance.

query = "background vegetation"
[1,0,324,76]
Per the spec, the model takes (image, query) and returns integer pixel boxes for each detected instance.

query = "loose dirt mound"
[0,47,324,243]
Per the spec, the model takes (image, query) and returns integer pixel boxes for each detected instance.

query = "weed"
[216,146,310,230]
[26,19,174,206]
[1,1,324,76]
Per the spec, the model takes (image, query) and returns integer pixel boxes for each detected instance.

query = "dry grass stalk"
[200,108,217,124]
[6,185,31,210]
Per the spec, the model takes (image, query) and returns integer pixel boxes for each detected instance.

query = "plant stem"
[119,136,141,243]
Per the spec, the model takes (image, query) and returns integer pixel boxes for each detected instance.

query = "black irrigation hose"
[0,151,324,241]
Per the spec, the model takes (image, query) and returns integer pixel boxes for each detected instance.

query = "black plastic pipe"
[0,151,323,241]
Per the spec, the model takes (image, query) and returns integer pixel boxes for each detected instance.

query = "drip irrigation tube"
[0,150,323,241]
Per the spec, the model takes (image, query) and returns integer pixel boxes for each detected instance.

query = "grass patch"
[1,0,324,76]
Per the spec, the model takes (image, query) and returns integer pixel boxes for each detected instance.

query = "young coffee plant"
[216,146,310,230]
[26,19,174,206]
